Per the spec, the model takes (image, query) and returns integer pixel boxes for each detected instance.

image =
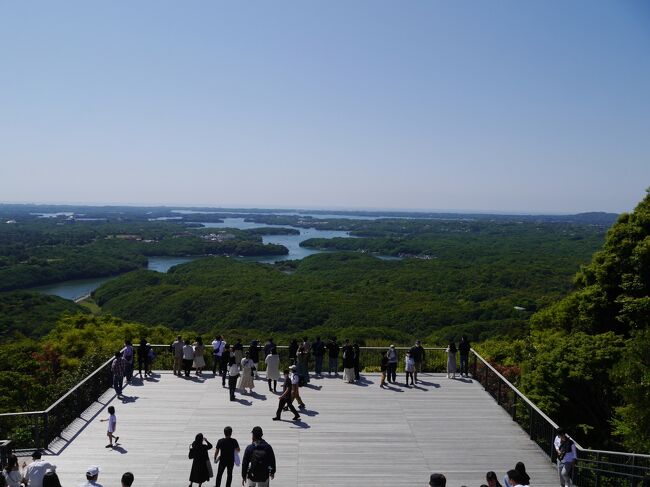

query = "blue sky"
[1,1,648,213]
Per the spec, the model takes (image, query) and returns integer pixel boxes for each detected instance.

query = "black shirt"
[216,437,240,465]
[327,341,340,358]
[312,340,325,356]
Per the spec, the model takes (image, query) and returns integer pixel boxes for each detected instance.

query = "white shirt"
[291,372,300,385]
[79,481,103,487]
[3,470,23,487]
[211,340,223,356]
[24,460,56,487]
[228,363,240,377]
[107,413,116,433]
[182,344,194,360]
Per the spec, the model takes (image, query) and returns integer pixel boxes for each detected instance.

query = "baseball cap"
[251,426,263,437]
[86,466,100,477]
[289,365,297,370]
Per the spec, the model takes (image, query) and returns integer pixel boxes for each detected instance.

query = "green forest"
[0,196,648,452]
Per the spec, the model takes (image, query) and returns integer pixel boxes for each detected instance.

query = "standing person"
[446,342,457,379]
[214,426,240,487]
[327,338,340,376]
[505,469,529,487]
[172,335,184,376]
[405,351,415,387]
[3,454,23,487]
[272,369,300,421]
[241,427,276,487]
[262,338,275,358]
[193,337,206,376]
[288,339,298,365]
[504,462,530,487]
[342,340,355,384]
[183,340,195,378]
[410,340,425,383]
[123,340,134,384]
[221,344,232,387]
[120,472,134,487]
[100,405,119,448]
[211,335,224,376]
[312,336,325,377]
[379,351,388,388]
[485,471,503,487]
[555,429,577,487]
[300,337,311,374]
[295,345,309,385]
[79,466,102,487]
[227,356,240,401]
[137,339,148,379]
[188,433,213,487]
[352,342,361,381]
[249,340,260,379]
[42,472,62,487]
[458,335,471,377]
[386,345,398,383]
[238,351,255,393]
[145,342,155,376]
[111,351,126,398]
[289,365,306,409]
[232,339,244,365]
[23,451,55,487]
[265,347,280,393]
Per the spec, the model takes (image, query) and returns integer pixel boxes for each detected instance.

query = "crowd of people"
[1,451,134,487]
[163,334,476,388]
[5,336,575,487]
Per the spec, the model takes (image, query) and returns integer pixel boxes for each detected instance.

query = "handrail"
[471,348,650,462]
[471,349,561,429]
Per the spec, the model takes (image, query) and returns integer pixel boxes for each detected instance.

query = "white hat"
[86,466,100,477]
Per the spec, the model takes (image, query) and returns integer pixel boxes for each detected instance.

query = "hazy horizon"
[1,1,649,214]
[0,199,626,216]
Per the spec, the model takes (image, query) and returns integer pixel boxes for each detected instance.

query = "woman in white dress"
[446,341,457,379]
[2,454,23,487]
[238,351,255,393]
[265,348,281,392]
[193,337,206,376]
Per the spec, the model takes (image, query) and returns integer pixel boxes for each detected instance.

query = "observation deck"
[41,371,558,487]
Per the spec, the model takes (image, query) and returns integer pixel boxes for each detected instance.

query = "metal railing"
[471,349,650,487]
[1,344,648,487]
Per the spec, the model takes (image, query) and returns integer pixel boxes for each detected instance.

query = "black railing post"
[472,352,477,378]
[497,381,502,405]
[512,394,517,422]
[484,364,488,390]
[42,411,49,449]
[595,452,600,487]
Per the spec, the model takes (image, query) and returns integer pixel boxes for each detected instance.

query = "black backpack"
[248,446,269,481]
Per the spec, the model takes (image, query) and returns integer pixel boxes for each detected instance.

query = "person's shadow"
[120,395,139,403]
[383,384,404,392]
[235,398,252,406]
[249,391,267,401]
[111,445,128,454]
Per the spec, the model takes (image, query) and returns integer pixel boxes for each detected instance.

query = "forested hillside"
[481,189,650,451]
[93,220,604,343]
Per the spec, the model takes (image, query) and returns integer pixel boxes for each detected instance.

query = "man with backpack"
[241,426,275,486]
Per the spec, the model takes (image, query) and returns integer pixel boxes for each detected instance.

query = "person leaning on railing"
[554,429,577,487]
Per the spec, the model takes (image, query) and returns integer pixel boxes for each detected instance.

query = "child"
[100,406,119,448]
[405,352,415,387]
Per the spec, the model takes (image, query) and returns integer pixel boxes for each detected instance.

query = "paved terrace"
[42,372,557,487]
